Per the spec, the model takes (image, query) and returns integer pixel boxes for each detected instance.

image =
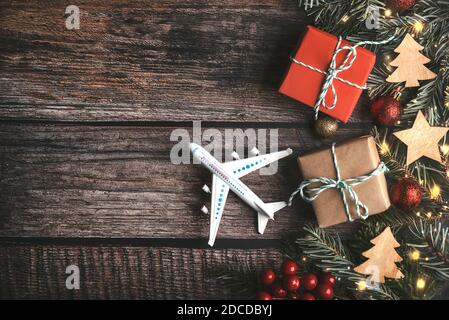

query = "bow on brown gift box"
[288,135,391,228]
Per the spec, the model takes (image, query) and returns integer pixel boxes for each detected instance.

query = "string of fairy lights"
[354,249,428,294]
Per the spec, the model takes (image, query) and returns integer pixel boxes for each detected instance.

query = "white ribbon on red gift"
[290,35,395,120]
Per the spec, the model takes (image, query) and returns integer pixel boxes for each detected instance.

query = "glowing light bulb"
[410,250,420,261]
[357,281,367,291]
[414,21,424,33]
[430,185,441,199]
[341,15,350,23]
[384,9,392,17]
[416,278,426,290]
[380,142,389,155]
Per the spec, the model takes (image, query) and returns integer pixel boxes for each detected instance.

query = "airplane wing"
[208,174,230,246]
[222,148,292,178]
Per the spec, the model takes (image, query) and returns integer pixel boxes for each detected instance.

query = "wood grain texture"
[0,123,369,238]
[0,0,373,123]
[393,111,448,166]
[0,244,281,299]
[0,1,387,300]
[354,227,404,283]
[386,33,437,88]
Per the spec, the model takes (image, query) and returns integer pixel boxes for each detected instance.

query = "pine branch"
[368,63,402,98]
[295,224,399,299]
[407,220,449,281]
[363,198,449,232]
[299,0,386,37]
[394,254,440,300]
[371,126,449,201]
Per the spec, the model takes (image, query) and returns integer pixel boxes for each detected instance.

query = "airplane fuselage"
[190,144,272,218]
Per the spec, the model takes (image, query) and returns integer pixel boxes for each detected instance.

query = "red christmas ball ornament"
[281,259,298,275]
[260,268,276,286]
[391,177,423,210]
[370,95,401,126]
[320,273,337,287]
[302,273,318,291]
[283,275,301,292]
[256,291,272,300]
[316,284,334,300]
[299,292,316,300]
[289,292,300,300]
[388,0,416,11]
[271,283,288,298]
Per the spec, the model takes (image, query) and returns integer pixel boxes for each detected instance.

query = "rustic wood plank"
[0,244,282,299]
[0,123,370,238]
[0,0,373,123]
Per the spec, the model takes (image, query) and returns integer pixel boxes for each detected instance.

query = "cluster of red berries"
[255,259,336,300]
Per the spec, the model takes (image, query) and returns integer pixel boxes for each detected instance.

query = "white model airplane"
[190,143,292,246]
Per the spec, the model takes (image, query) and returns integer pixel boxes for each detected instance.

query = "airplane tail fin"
[257,201,287,234]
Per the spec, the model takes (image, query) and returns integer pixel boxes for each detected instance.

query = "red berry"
[316,284,334,300]
[289,292,300,300]
[302,273,318,291]
[299,293,316,300]
[283,275,301,292]
[271,283,288,298]
[281,259,298,275]
[320,273,337,287]
[255,291,272,300]
[260,268,276,286]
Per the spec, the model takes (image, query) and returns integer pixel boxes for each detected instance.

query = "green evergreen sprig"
[294,224,399,299]
[407,220,449,281]
[295,0,449,300]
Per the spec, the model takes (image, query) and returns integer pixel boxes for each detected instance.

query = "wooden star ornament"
[393,111,448,166]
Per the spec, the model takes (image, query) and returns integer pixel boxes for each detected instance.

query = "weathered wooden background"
[0,0,404,299]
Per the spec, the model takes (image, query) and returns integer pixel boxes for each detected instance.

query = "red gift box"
[279,26,376,123]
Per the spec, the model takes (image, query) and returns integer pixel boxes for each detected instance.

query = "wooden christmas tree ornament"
[354,227,404,283]
[386,33,437,87]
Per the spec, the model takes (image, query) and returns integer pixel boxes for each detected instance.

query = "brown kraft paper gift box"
[297,135,391,228]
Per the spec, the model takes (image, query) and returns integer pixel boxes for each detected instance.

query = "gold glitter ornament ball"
[314,116,339,138]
